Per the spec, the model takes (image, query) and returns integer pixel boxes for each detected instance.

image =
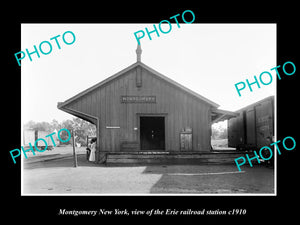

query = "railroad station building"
[57,44,237,163]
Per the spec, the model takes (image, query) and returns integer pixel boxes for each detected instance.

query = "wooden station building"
[58,44,237,163]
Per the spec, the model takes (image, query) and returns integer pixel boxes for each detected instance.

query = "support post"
[72,130,78,167]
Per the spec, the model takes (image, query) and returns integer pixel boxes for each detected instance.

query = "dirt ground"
[22,147,275,195]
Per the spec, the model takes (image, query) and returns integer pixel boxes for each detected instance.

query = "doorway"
[140,116,165,150]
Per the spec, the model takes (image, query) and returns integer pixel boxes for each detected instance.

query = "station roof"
[58,43,238,124]
[58,61,220,110]
[211,108,239,124]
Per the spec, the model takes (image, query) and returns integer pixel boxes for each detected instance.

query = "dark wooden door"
[140,117,165,150]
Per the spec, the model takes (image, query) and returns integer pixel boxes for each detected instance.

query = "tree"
[50,119,61,131]
[59,119,74,145]
[211,121,228,140]
[23,120,52,132]
[23,120,36,130]
[23,117,96,146]
[71,118,96,146]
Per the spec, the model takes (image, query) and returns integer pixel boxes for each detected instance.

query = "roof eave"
[58,104,98,125]
[211,108,239,123]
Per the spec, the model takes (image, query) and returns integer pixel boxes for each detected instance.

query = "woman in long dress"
[89,138,96,162]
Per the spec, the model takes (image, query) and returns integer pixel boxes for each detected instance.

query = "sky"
[21,23,276,124]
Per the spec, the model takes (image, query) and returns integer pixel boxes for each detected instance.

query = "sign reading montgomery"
[121,96,156,103]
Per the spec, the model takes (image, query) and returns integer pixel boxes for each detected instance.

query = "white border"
[21,23,277,197]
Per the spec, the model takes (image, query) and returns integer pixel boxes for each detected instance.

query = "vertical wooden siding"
[66,65,212,152]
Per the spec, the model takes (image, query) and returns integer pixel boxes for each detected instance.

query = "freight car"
[228,96,274,151]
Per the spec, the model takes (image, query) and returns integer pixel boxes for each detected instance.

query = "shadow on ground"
[141,164,274,194]
[23,154,274,194]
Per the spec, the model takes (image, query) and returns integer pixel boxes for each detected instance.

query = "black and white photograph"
[20,23,276,195]
[4,5,298,223]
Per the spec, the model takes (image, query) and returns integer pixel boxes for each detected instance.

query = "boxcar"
[228,96,274,151]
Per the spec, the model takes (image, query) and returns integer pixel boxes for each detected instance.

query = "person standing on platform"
[89,138,97,162]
